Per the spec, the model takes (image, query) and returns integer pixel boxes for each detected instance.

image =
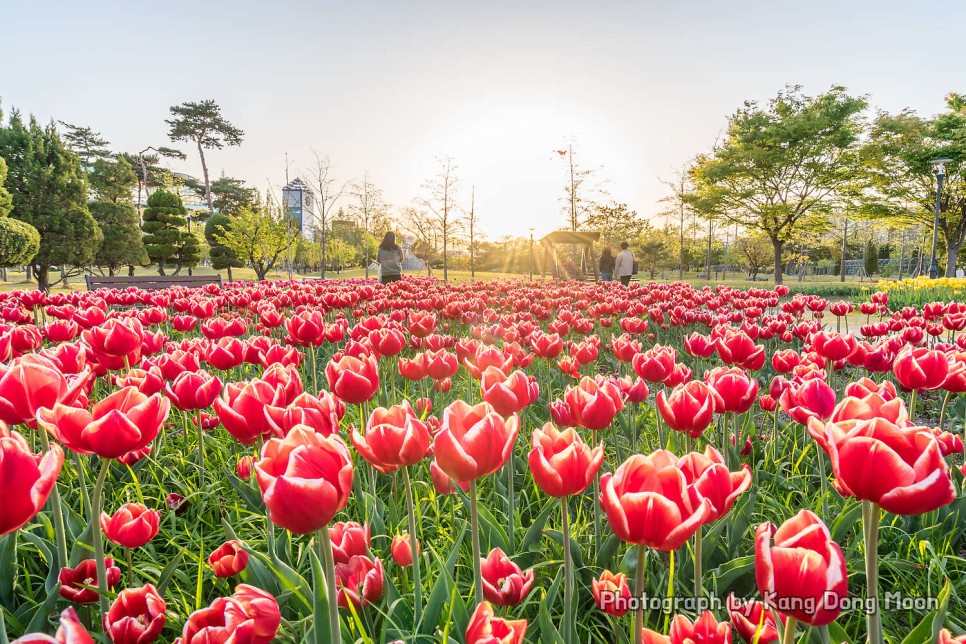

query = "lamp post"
[929,158,953,279]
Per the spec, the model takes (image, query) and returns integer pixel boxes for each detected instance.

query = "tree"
[688,85,867,284]
[205,214,244,281]
[399,205,439,276]
[864,238,879,277]
[861,94,966,276]
[184,175,255,214]
[734,233,772,279]
[584,202,647,254]
[466,186,481,279]
[304,151,350,278]
[215,200,294,281]
[142,190,199,275]
[0,156,40,272]
[121,146,187,225]
[555,142,608,231]
[417,155,462,281]
[87,156,149,275]
[325,237,356,273]
[348,173,390,277]
[0,109,102,291]
[58,122,111,166]
[166,100,244,216]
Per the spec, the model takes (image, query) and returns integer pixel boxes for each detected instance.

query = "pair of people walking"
[599,242,635,285]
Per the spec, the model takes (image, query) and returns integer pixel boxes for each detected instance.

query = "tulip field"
[1,276,965,644]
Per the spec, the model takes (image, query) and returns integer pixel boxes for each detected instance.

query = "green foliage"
[89,156,138,204]
[0,216,40,267]
[58,122,110,164]
[864,238,879,277]
[583,202,646,253]
[89,201,148,274]
[215,201,296,280]
[142,190,199,272]
[204,213,244,272]
[689,85,867,283]
[0,109,102,290]
[0,157,12,218]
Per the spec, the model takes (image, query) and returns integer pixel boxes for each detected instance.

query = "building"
[281,178,316,233]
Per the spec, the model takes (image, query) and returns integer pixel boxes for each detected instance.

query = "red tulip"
[677,446,752,522]
[351,401,432,473]
[255,425,354,534]
[117,367,165,397]
[465,601,527,644]
[821,416,956,515]
[562,376,624,431]
[770,349,801,374]
[264,391,344,437]
[669,611,732,644]
[939,630,966,644]
[230,584,282,644]
[100,503,161,549]
[527,423,604,497]
[728,595,784,644]
[407,311,437,338]
[683,333,716,358]
[480,547,534,606]
[599,450,713,550]
[164,370,223,411]
[0,423,64,537]
[166,493,188,515]
[214,379,285,445]
[208,540,249,578]
[811,331,858,362]
[656,381,718,438]
[236,455,253,480]
[203,336,246,371]
[82,318,143,369]
[893,346,948,391]
[13,607,94,644]
[430,460,469,495]
[102,583,167,644]
[177,585,280,644]
[616,376,650,404]
[425,349,459,380]
[591,570,631,616]
[37,387,169,459]
[480,366,539,417]
[334,555,384,609]
[530,331,563,359]
[58,557,121,604]
[715,329,765,370]
[778,379,836,425]
[325,353,380,404]
[391,533,418,567]
[284,310,326,346]
[755,510,847,626]
[705,366,758,414]
[172,315,198,333]
[432,400,520,482]
[632,345,676,382]
[0,354,90,428]
[398,354,429,380]
[329,521,371,564]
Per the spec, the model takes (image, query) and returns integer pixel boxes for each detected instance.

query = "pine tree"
[142,190,199,275]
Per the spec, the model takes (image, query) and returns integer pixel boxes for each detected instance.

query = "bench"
[85,274,223,291]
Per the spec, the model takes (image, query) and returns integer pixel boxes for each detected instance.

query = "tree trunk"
[36,264,49,293]
[771,237,784,286]
[945,240,961,277]
[128,265,136,276]
[198,139,214,214]
[157,262,166,276]
[108,266,117,277]
[227,265,233,282]
[0,267,5,282]
[172,264,182,276]
[320,227,327,280]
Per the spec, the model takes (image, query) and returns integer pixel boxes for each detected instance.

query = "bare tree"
[399,205,440,276]
[417,155,462,281]
[466,185,481,279]
[303,151,351,278]
[555,141,608,232]
[348,173,390,278]
[658,166,698,280]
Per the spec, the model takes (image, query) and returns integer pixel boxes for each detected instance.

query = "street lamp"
[929,158,953,279]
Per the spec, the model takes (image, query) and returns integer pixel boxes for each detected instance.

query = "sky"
[2,0,965,239]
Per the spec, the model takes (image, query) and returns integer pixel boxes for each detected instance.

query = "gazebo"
[540,230,601,281]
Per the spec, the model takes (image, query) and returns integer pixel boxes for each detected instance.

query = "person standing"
[377,232,404,285]
[614,241,635,286]
[598,248,615,282]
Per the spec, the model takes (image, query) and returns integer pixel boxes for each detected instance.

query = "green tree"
[0,109,102,291]
[205,213,244,280]
[864,238,879,277]
[861,94,966,276]
[632,222,674,279]
[734,233,773,279]
[325,237,356,273]
[688,85,867,284]
[0,156,40,270]
[87,157,150,275]
[585,202,646,254]
[58,122,111,165]
[166,100,244,216]
[142,190,199,275]
[215,201,295,280]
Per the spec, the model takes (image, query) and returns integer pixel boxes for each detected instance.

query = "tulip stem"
[196,408,206,489]
[402,467,423,623]
[862,500,882,644]
[91,458,111,618]
[0,602,7,644]
[592,433,601,557]
[782,616,798,644]
[939,389,953,432]
[319,527,342,644]
[73,452,92,520]
[634,544,646,644]
[308,345,319,395]
[506,452,515,554]
[38,429,68,571]
[561,497,573,644]
[908,388,917,424]
[126,547,133,587]
[469,478,483,607]
[693,526,703,600]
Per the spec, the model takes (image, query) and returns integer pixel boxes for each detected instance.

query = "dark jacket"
[599,254,615,273]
